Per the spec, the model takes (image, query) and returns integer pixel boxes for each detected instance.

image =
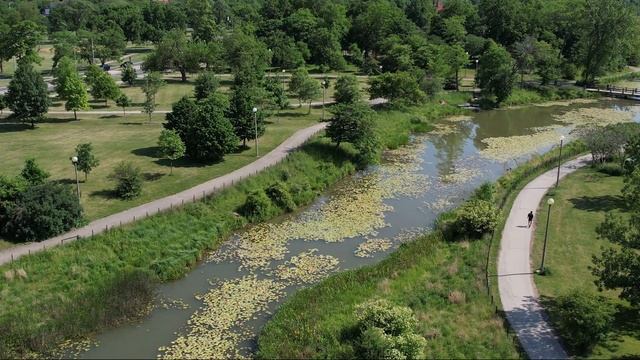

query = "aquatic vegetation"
[430,123,458,136]
[425,198,454,212]
[553,106,638,126]
[274,249,339,284]
[52,339,99,359]
[480,128,562,161]
[440,167,480,184]
[158,297,190,310]
[355,239,393,258]
[159,276,284,359]
[534,98,597,107]
[444,115,473,122]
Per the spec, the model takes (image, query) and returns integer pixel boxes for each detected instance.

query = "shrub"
[1,183,83,242]
[194,71,219,100]
[454,199,499,238]
[554,290,615,355]
[109,161,143,199]
[354,299,426,359]
[562,62,577,80]
[289,180,316,206]
[265,182,296,212]
[239,190,277,222]
[472,182,495,202]
[596,162,625,176]
[20,159,49,186]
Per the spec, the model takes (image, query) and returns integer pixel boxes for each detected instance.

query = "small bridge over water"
[585,85,640,101]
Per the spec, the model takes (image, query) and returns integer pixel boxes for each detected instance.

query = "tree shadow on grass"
[119,122,146,126]
[301,141,357,166]
[89,189,118,200]
[143,172,165,182]
[132,146,161,158]
[0,122,31,133]
[40,117,76,124]
[100,115,121,119]
[569,195,626,212]
[278,111,308,118]
[51,178,78,186]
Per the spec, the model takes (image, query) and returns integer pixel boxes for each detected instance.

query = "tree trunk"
[123,107,126,117]
[148,112,152,123]
[180,69,187,82]
[0,60,3,73]
[455,68,459,91]
[74,110,77,121]
[31,118,35,128]
[170,160,173,175]
[85,172,88,182]
[308,101,312,114]
[105,98,108,106]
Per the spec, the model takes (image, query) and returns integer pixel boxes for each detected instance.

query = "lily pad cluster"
[159,276,284,359]
[274,249,339,284]
[355,239,393,258]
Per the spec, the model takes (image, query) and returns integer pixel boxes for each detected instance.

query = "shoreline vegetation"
[0,88,594,358]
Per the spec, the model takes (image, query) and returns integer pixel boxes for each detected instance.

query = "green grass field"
[0,108,318,221]
[532,167,640,358]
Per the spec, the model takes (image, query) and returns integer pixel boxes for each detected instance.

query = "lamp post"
[321,80,326,121]
[253,107,259,157]
[474,59,479,88]
[70,156,80,201]
[539,198,555,274]
[379,65,383,74]
[281,69,286,92]
[555,135,565,187]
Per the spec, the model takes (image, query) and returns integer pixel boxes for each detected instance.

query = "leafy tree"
[350,0,415,53]
[194,71,219,100]
[224,31,271,86]
[94,24,127,66]
[442,16,467,45]
[334,75,361,104]
[348,43,364,67]
[1,183,83,242]
[405,0,436,31]
[143,30,203,82]
[380,42,414,72]
[369,72,425,106]
[454,199,499,238]
[4,20,43,61]
[444,44,469,91]
[165,95,238,162]
[289,67,320,111]
[513,36,537,85]
[64,74,90,120]
[327,102,379,163]
[6,59,50,128]
[51,31,78,69]
[477,41,516,105]
[228,85,266,146]
[21,158,49,186]
[75,143,99,181]
[116,94,132,117]
[89,68,120,106]
[141,72,165,122]
[54,56,76,99]
[577,0,634,85]
[121,63,137,86]
[478,0,526,47]
[157,129,185,174]
[109,161,143,199]
[534,41,562,85]
[264,77,289,111]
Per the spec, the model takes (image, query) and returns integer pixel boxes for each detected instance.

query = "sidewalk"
[0,122,327,266]
[497,155,591,359]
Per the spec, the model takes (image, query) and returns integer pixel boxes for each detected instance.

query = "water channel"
[77,99,640,359]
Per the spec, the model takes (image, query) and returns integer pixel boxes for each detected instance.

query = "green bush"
[1,183,83,242]
[454,199,499,238]
[472,182,495,202]
[265,182,296,212]
[554,290,615,355]
[239,190,277,222]
[355,299,426,360]
[596,162,625,176]
[109,161,143,199]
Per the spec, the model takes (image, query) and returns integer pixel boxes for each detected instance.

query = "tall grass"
[502,87,595,107]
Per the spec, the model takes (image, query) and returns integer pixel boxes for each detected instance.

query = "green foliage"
[0,94,6,114]
[121,63,137,86]
[454,199,499,238]
[553,290,615,354]
[20,159,49,186]
[75,143,99,181]
[1,182,82,242]
[369,72,426,106]
[576,124,632,163]
[88,66,121,105]
[472,182,495,202]
[239,189,278,223]
[596,162,625,177]
[165,95,238,162]
[534,41,562,85]
[289,67,320,111]
[142,72,165,121]
[116,94,132,116]
[194,71,219,100]
[109,161,143,199]
[477,41,516,105]
[265,182,296,212]
[157,129,186,174]
[228,84,266,146]
[327,102,379,164]
[143,30,203,82]
[6,59,50,127]
[355,299,426,360]
[224,31,271,86]
[54,56,76,99]
[264,77,290,111]
[334,75,361,105]
[64,74,89,118]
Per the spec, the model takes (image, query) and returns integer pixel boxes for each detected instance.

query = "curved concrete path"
[0,122,327,266]
[498,154,591,359]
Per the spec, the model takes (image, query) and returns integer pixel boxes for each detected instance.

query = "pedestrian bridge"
[585,85,640,100]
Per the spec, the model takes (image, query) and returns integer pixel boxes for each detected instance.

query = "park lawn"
[532,167,640,358]
[0,107,319,221]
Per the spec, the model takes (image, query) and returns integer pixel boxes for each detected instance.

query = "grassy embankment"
[501,86,596,107]
[256,116,589,358]
[0,93,467,358]
[532,167,640,358]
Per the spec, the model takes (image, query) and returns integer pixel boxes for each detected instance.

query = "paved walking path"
[498,154,591,359]
[0,122,328,266]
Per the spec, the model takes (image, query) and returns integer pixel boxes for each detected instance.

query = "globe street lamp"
[281,69,286,92]
[555,135,566,187]
[474,59,479,87]
[539,198,555,274]
[70,156,80,201]
[253,107,259,157]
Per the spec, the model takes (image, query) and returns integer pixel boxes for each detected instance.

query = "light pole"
[253,107,259,157]
[281,69,286,92]
[539,198,555,274]
[70,156,80,201]
[474,59,479,88]
[321,80,326,121]
[555,135,565,187]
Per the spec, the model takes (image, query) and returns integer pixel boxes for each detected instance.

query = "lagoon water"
[78,99,640,359]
